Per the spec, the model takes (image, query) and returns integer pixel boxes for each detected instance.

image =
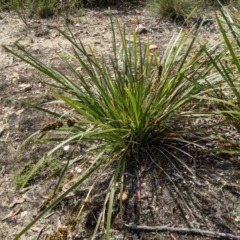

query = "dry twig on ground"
[125,224,240,239]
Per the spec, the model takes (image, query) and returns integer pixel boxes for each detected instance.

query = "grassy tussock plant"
[4,18,217,239]
[146,0,203,21]
[29,0,57,18]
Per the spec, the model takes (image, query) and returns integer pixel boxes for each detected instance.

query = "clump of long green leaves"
[202,5,240,135]
[4,17,216,239]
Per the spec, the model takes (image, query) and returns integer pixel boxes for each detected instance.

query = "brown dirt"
[0,4,240,240]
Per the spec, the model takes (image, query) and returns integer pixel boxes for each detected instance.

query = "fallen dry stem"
[124,224,240,239]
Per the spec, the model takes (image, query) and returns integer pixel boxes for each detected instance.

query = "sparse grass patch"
[145,0,239,22]
[28,0,57,18]
[3,98,12,106]
[14,162,32,189]
[13,152,63,189]
[0,0,82,21]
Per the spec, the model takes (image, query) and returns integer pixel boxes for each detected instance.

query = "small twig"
[169,233,177,240]
[2,208,22,221]
[36,226,45,240]
[91,190,111,239]
[44,212,55,219]
[149,26,164,30]
[124,224,240,239]
[92,177,113,239]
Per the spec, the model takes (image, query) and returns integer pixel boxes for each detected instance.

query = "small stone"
[118,192,128,201]
[20,210,28,218]
[35,29,49,37]
[63,145,70,151]
[17,73,32,83]
[19,83,32,92]
[15,108,25,116]
[135,24,149,34]
[149,44,158,50]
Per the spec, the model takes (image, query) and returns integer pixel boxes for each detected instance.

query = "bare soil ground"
[0,4,240,240]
